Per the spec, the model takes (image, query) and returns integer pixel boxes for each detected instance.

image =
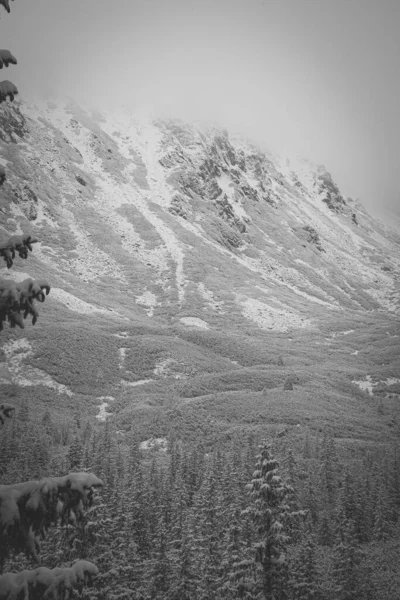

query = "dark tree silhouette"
[0,49,17,68]
[0,5,102,599]
[0,1,45,334]
[0,473,104,563]
[0,0,14,15]
[0,79,18,102]
[0,403,15,425]
[0,235,52,330]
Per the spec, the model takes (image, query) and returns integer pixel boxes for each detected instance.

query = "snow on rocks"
[139,437,168,452]
[179,317,210,329]
[120,378,153,387]
[118,347,128,369]
[96,395,115,421]
[367,287,400,314]
[236,295,311,332]
[51,288,117,316]
[330,330,355,338]
[66,215,126,283]
[197,282,225,312]
[114,331,129,338]
[217,173,249,223]
[351,376,400,395]
[89,111,187,304]
[153,358,185,379]
[0,269,32,282]
[154,358,175,377]
[352,376,374,395]
[135,290,158,317]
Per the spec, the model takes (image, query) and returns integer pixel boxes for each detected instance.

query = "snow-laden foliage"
[0,50,17,69]
[243,442,304,599]
[0,559,98,599]
[0,472,104,562]
[0,234,38,269]
[0,80,18,102]
[0,232,51,329]
[0,0,13,15]
[0,403,14,426]
[0,276,51,330]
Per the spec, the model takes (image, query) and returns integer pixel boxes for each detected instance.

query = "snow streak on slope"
[99,111,187,304]
[0,99,399,334]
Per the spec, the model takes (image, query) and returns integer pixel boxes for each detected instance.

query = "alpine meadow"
[0,1,400,599]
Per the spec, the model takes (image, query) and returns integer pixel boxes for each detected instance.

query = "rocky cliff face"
[0,98,399,421]
[1,98,398,330]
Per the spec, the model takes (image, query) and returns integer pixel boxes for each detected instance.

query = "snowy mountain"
[0,98,399,436]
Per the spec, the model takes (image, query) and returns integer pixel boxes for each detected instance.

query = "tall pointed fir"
[243,441,298,600]
[290,532,318,600]
[193,455,224,599]
[333,492,362,600]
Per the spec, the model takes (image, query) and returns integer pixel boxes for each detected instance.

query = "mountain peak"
[0,98,399,338]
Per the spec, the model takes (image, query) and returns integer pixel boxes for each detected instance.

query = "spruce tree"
[333,505,361,600]
[193,457,224,599]
[290,533,318,600]
[319,429,337,508]
[220,505,257,600]
[169,509,199,600]
[243,441,297,600]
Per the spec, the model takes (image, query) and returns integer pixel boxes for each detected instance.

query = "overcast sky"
[3,0,400,224]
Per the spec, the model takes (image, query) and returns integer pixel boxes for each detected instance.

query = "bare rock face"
[0,101,25,142]
[302,225,325,252]
[0,99,398,340]
[316,166,347,212]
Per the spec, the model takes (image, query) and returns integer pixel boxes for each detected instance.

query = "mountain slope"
[0,98,399,442]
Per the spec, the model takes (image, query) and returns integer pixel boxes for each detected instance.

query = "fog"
[3,0,400,225]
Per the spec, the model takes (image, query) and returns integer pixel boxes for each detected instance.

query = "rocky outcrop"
[316,166,347,212]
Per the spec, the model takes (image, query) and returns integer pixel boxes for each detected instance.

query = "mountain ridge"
[1,98,398,322]
[0,98,399,438]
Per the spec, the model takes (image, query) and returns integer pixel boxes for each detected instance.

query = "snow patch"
[51,288,118,315]
[66,216,125,282]
[367,288,399,314]
[330,330,355,338]
[96,395,115,421]
[154,358,174,377]
[197,282,225,312]
[384,377,400,386]
[0,270,32,282]
[118,347,129,369]
[218,173,249,222]
[120,378,153,387]
[135,291,158,317]
[179,317,210,329]
[237,296,311,332]
[139,437,168,451]
[351,376,400,395]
